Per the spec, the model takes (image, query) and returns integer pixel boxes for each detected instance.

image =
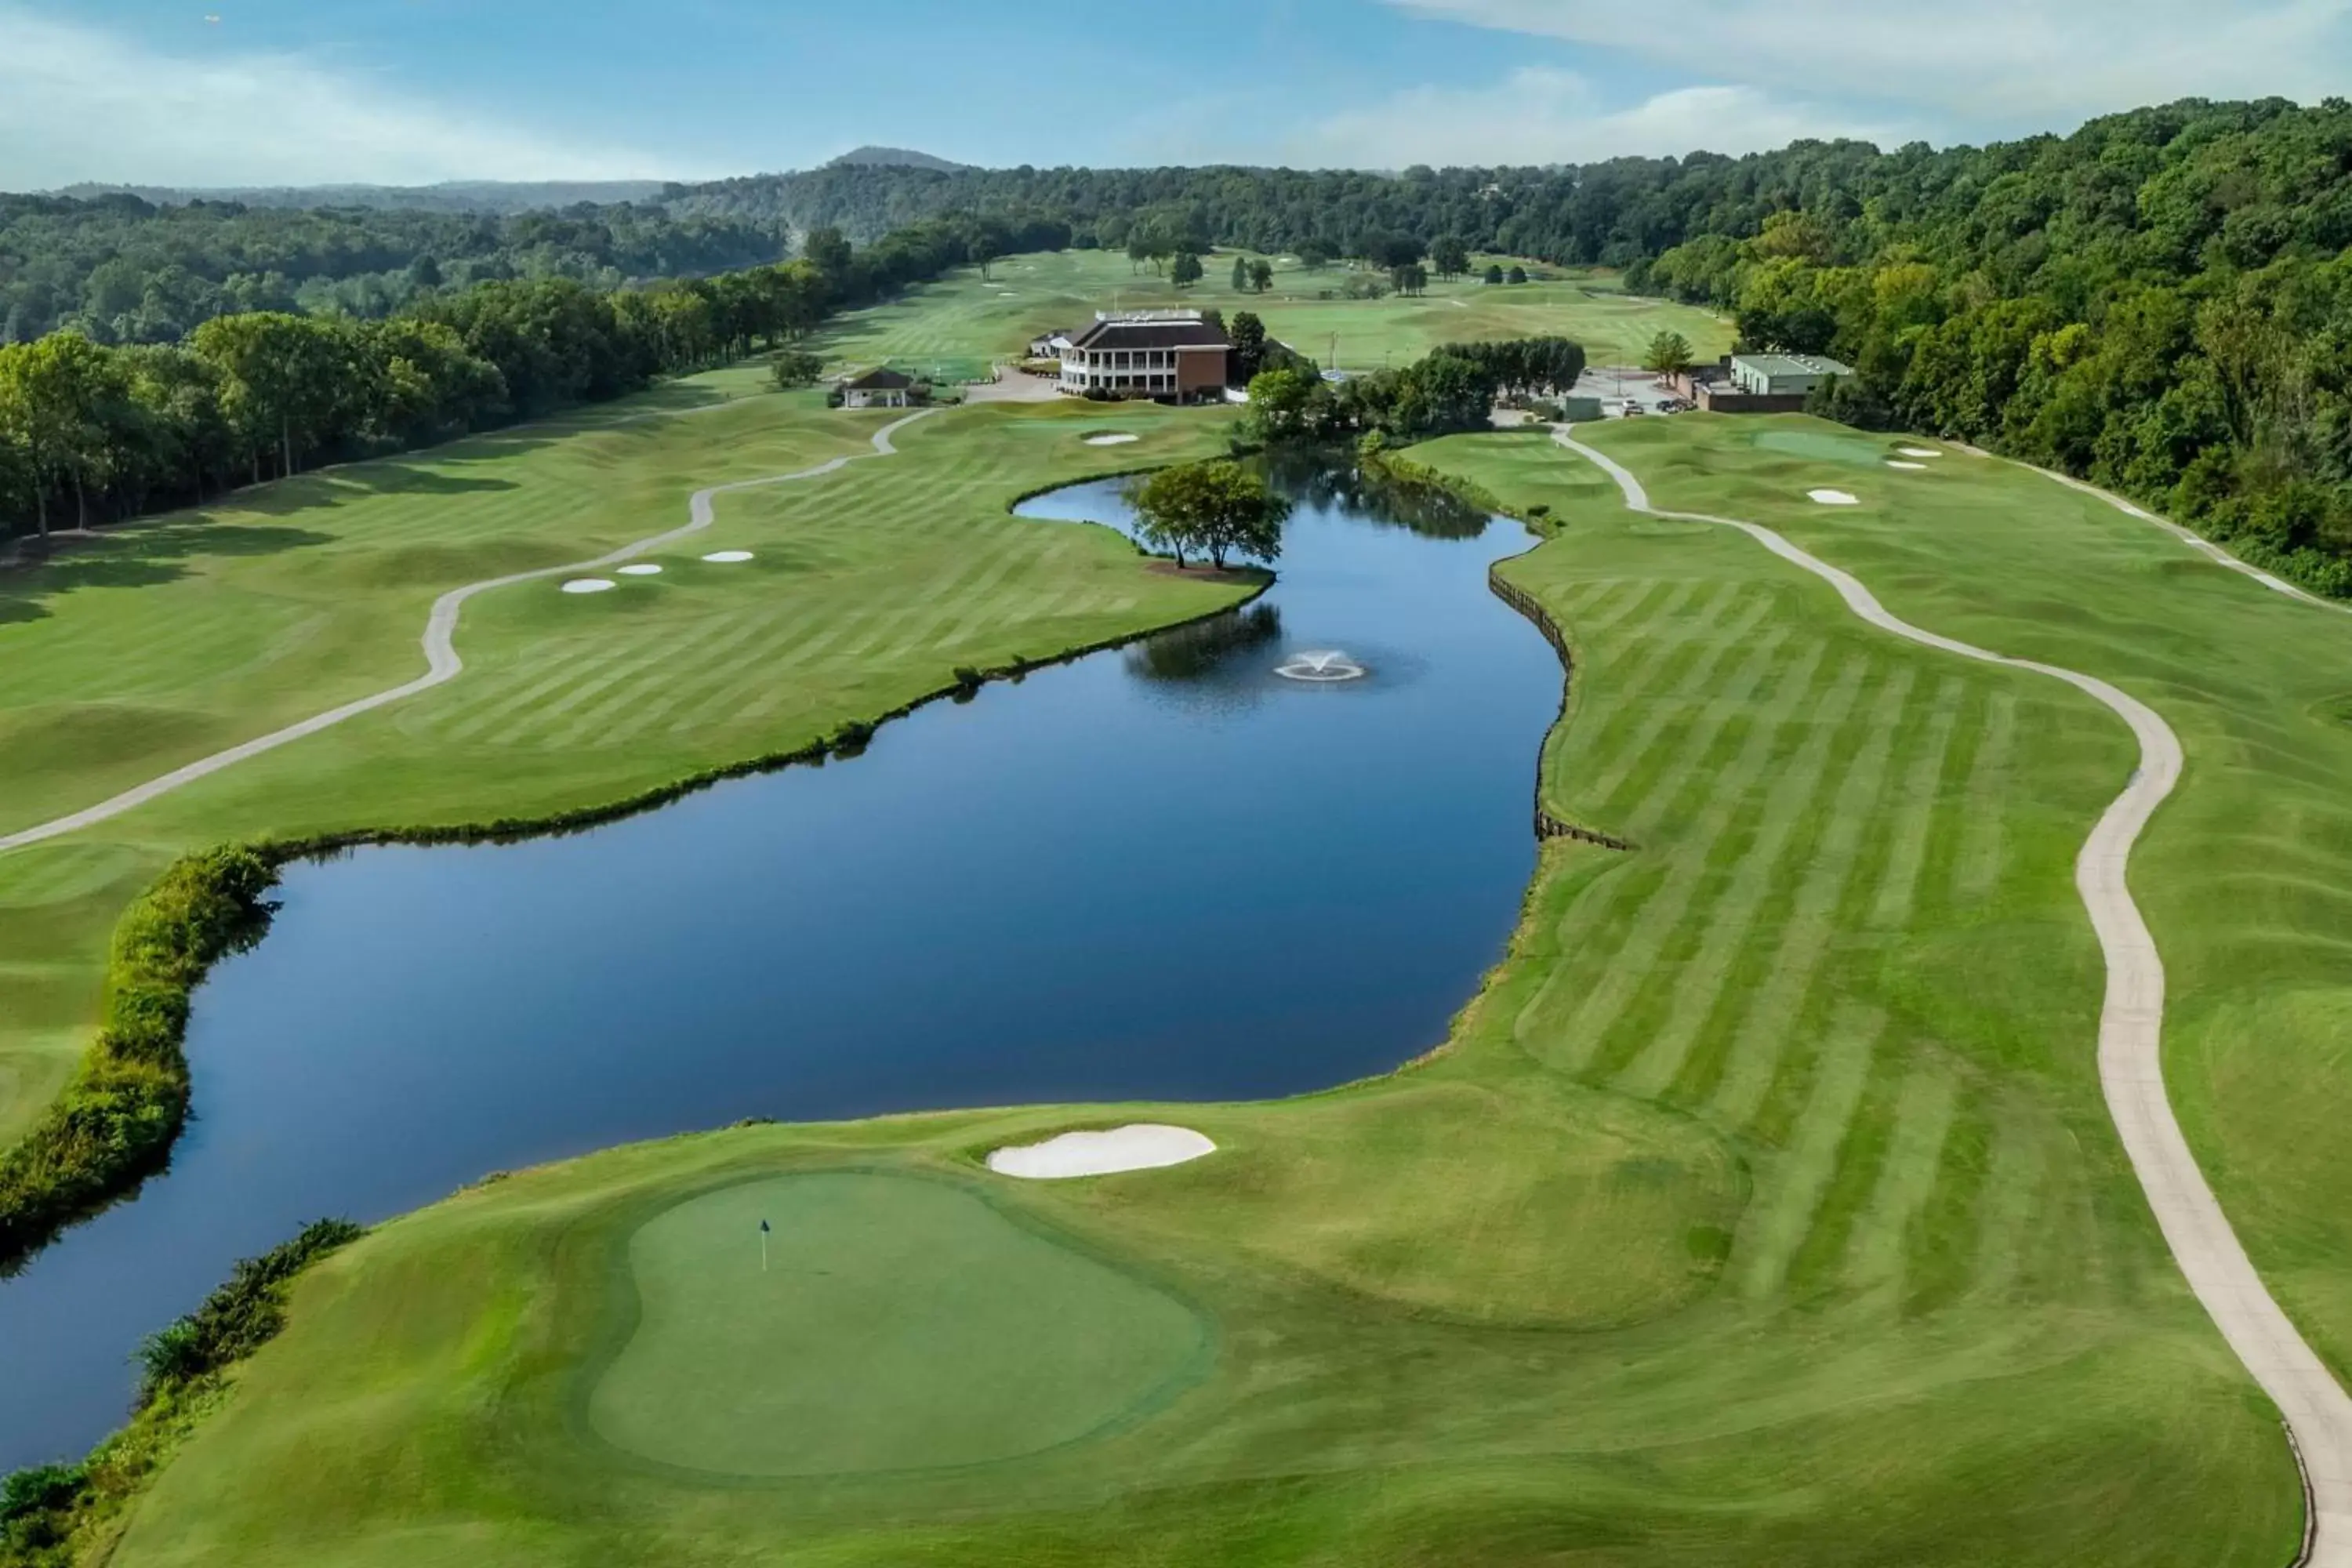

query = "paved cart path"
[0,410,938,858]
[1555,425,2350,1567]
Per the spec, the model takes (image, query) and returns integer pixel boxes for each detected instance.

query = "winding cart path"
[0,410,938,857]
[1555,425,2351,1567]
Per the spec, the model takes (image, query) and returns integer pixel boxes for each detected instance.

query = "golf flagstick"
[760,1218,770,1272]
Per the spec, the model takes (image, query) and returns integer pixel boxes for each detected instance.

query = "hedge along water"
[0,463,1565,1472]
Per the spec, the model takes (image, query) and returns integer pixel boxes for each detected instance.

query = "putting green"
[587,1173,1210,1476]
[1751,428,1892,466]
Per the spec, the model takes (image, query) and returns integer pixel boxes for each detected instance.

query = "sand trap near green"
[588,1172,1209,1477]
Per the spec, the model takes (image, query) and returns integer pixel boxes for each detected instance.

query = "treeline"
[0,191,790,345]
[671,99,2352,593]
[1623,103,2352,595]
[1246,338,1587,445]
[0,213,1059,539]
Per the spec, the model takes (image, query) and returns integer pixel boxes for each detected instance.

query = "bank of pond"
[0,460,1564,1474]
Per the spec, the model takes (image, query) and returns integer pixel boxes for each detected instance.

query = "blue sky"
[5,0,2351,188]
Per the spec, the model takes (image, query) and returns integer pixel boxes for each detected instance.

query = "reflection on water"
[1127,603,1284,683]
[0,463,1559,1472]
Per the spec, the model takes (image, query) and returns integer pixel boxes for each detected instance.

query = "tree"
[1244,366,1327,442]
[1297,238,1334,270]
[0,332,117,534]
[771,350,824,387]
[1506,264,1528,285]
[1171,251,1204,289]
[1432,236,1470,278]
[1642,330,1696,379]
[1392,350,1497,435]
[1249,259,1274,293]
[801,227,855,282]
[1232,254,1250,292]
[1229,310,1269,382]
[191,312,353,480]
[1127,459,1290,571]
[1483,263,1504,285]
[1392,262,1428,297]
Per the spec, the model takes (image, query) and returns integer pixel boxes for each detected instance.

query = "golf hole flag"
[759,1218,770,1271]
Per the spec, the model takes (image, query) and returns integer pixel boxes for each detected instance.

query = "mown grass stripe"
[1554,644,1844,1075]
[1842,1059,1961,1301]
[1951,686,2017,901]
[1580,609,1780,820]
[1867,676,1966,929]
[1960,1096,2050,1306]
[1577,577,1671,640]
[1700,664,1915,1128]
[1616,663,1910,1098]
[1617,632,1817,846]
[1554,582,1738,768]
[1732,1000,1885,1301]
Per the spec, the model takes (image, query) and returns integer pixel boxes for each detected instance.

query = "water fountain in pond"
[1275,649,1367,683]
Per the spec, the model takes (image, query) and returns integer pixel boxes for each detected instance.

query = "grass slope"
[812,249,1734,380]
[103,424,2307,1566]
[0,383,1256,1156]
[1579,412,2352,1384]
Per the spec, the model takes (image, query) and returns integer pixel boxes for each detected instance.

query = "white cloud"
[1387,0,2352,132]
[1289,67,1910,169]
[0,7,662,190]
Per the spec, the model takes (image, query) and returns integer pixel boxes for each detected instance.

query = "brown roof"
[840,367,913,390]
[1068,318,1232,351]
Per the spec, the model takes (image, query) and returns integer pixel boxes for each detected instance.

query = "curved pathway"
[0,409,939,857]
[1555,426,2352,1567]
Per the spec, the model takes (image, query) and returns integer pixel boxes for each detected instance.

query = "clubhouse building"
[1057,310,1232,401]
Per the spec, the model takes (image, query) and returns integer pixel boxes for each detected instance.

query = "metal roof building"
[1729,354,1853,397]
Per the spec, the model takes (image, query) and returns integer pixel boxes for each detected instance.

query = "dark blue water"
[0,469,1559,1471]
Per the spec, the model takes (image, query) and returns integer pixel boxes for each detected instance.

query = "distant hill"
[824,147,971,173]
[49,180,677,214]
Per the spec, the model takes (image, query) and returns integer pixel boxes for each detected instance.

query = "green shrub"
[136,1218,365,1402]
[0,847,277,1272]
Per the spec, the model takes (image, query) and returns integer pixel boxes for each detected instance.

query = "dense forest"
[8,96,2352,592]
[0,194,789,345]
[669,99,2352,596]
[0,212,1065,539]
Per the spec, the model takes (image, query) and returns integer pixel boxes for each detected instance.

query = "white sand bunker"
[561,578,617,594]
[701,550,754,564]
[1809,489,1861,506]
[986,1123,1216,1179]
[1887,461,1928,470]
[1897,446,1942,459]
[1083,432,1140,446]
[617,563,663,576]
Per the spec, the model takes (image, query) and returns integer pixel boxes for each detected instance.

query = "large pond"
[0,461,1563,1472]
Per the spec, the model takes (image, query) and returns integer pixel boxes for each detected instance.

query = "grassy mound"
[1749,428,1896,467]
[590,1173,1208,1476]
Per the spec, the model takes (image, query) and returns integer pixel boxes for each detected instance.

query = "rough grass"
[0,381,1257,1156]
[95,423,2313,1566]
[811,249,1735,377]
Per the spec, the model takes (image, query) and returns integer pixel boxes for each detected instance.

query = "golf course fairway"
[82,404,2352,1567]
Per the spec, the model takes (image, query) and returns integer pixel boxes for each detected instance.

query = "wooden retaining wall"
[1485,561,1633,853]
